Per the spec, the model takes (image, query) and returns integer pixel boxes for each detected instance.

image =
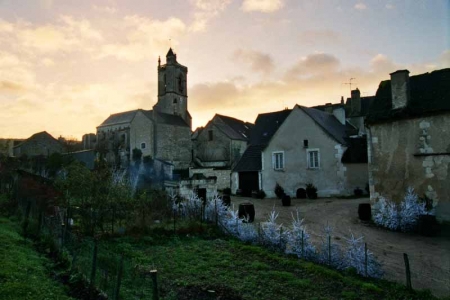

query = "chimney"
[340,96,344,104]
[350,88,361,116]
[390,69,410,109]
[332,106,346,125]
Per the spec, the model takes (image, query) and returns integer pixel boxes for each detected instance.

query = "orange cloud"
[241,0,284,13]
[232,49,275,75]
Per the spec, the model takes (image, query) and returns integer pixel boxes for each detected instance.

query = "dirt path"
[231,196,450,298]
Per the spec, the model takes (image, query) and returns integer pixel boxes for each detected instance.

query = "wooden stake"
[150,270,159,300]
[364,243,368,277]
[403,253,412,290]
[328,235,331,266]
[114,254,124,300]
[89,239,98,296]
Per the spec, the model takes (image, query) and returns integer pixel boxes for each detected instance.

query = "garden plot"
[231,196,450,298]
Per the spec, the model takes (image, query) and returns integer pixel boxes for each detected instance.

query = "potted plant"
[305,183,317,199]
[257,190,266,199]
[274,183,285,199]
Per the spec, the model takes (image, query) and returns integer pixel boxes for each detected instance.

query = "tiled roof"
[98,109,189,128]
[215,114,253,141]
[366,68,450,124]
[98,110,140,127]
[233,144,264,172]
[13,131,62,149]
[298,106,348,145]
[249,109,292,145]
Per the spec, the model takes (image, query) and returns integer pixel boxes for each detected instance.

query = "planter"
[238,202,255,223]
[358,203,372,221]
[296,188,307,199]
[282,195,291,207]
[418,214,440,236]
[306,191,317,199]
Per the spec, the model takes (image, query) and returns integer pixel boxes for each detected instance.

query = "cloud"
[285,53,340,79]
[370,54,398,72]
[385,4,395,10]
[354,3,367,10]
[232,49,275,74]
[40,0,54,10]
[189,0,231,32]
[298,30,342,46]
[99,16,186,61]
[0,16,103,54]
[0,80,27,92]
[92,5,118,14]
[439,50,450,67]
[241,0,284,13]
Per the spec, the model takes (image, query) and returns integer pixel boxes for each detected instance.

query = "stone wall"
[195,124,230,164]
[130,111,154,159]
[367,114,450,221]
[189,167,231,190]
[178,178,218,200]
[155,122,191,170]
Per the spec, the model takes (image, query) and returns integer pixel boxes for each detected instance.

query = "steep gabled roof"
[233,109,291,172]
[366,68,450,124]
[215,114,253,141]
[297,106,348,145]
[13,131,61,149]
[249,109,292,145]
[98,109,189,128]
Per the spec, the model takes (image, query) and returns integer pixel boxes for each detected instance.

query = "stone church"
[96,48,192,170]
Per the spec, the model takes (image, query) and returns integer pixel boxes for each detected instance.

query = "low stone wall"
[189,168,231,190]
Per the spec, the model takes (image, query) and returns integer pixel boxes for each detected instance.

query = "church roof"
[98,109,190,128]
[166,48,175,57]
[98,110,140,127]
[214,114,253,141]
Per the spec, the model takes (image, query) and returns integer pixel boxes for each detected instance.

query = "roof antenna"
[343,78,356,92]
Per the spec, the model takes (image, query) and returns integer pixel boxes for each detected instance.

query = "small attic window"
[173,98,177,104]
[208,130,213,141]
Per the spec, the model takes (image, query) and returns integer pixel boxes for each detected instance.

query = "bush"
[274,183,284,199]
[306,183,317,199]
[257,190,266,199]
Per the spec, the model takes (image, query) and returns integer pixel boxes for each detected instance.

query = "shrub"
[354,187,363,197]
[257,190,266,199]
[305,183,317,199]
[261,208,282,249]
[343,233,383,278]
[274,183,285,199]
[374,187,427,232]
[317,224,344,269]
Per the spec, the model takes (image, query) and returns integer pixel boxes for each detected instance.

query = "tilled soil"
[232,196,450,298]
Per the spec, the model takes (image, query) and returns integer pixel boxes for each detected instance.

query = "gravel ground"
[231,196,450,298]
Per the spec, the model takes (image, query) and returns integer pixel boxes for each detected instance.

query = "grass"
[66,223,439,300]
[0,217,73,300]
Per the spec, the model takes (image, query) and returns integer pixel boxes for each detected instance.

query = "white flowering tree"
[260,208,284,250]
[317,223,343,269]
[344,232,383,278]
[285,210,316,260]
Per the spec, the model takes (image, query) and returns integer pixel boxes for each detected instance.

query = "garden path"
[231,196,450,298]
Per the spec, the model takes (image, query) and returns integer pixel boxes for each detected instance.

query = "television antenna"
[343,78,356,91]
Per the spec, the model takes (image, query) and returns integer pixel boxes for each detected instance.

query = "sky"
[0,0,449,139]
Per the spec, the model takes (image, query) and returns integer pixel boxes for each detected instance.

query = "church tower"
[154,48,191,127]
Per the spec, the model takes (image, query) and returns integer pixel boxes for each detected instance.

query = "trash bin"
[238,202,255,223]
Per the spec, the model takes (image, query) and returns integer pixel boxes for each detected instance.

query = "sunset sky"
[0,0,448,139]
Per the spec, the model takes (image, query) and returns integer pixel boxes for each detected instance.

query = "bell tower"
[155,48,190,127]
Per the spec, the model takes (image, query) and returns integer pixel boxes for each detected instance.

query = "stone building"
[190,114,253,189]
[232,105,368,197]
[96,48,192,171]
[0,139,23,157]
[13,131,65,157]
[366,68,450,221]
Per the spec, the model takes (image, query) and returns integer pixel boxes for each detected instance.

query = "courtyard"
[231,196,450,298]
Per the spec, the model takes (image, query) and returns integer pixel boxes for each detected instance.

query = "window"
[307,149,320,169]
[272,151,284,170]
[173,98,177,104]
[208,130,213,141]
[141,142,146,149]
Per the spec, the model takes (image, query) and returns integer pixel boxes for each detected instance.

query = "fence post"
[279,227,283,250]
[301,230,304,259]
[215,199,218,226]
[114,254,124,300]
[403,253,412,290]
[150,270,159,300]
[173,209,176,235]
[89,239,98,293]
[258,222,261,244]
[23,201,31,239]
[328,235,331,266]
[364,243,368,277]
